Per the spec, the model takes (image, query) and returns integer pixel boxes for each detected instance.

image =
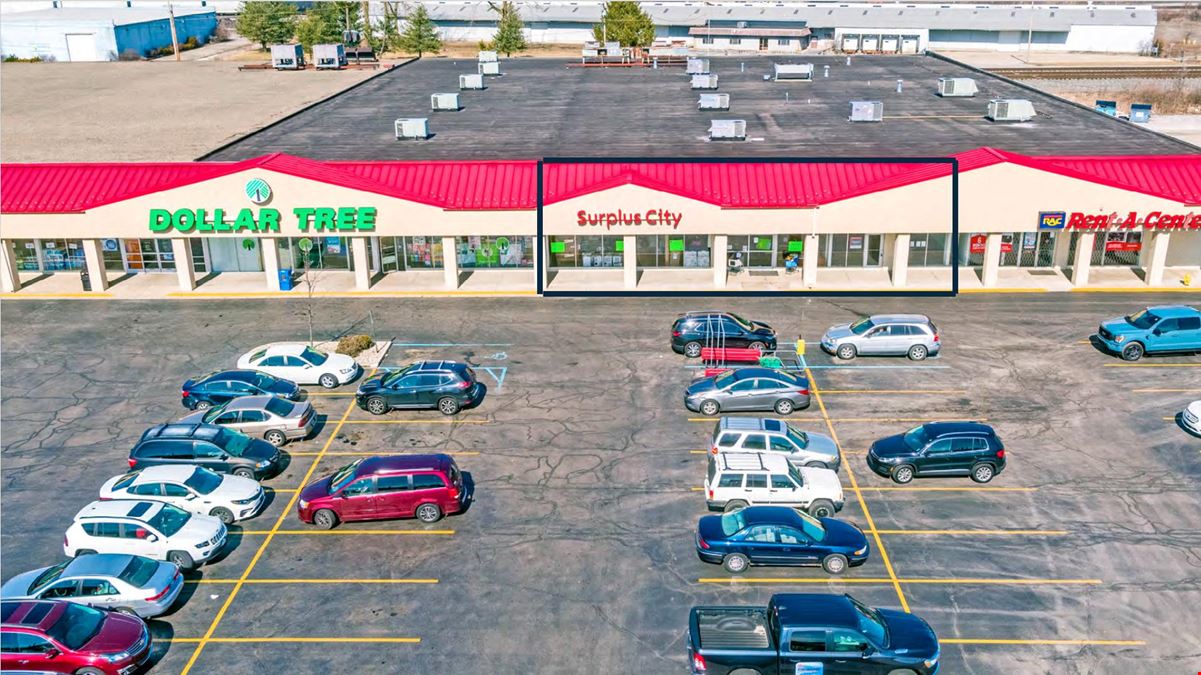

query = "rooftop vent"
[1094,99,1117,117]
[709,119,746,141]
[773,63,814,81]
[460,73,485,90]
[431,93,462,111]
[937,77,977,97]
[691,73,719,90]
[986,99,1035,122]
[313,44,346,69]
[1130,103,1151,123]
[270,44,304,70]
[478,50,498,62]
[395,118,430,140]
[478,61,501,76]
[698,93,731,110]
[849,100,883,122]
[687,57,710,74]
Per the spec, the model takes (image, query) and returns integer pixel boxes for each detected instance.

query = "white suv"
[99,465,265,524]
[704,452,845,518]
[63,500,227,571]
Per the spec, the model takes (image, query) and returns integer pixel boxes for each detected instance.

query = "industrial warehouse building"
[0,6,217,62]
[1,55,1198,296]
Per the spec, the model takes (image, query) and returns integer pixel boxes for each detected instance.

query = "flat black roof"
[204,55,1195,162]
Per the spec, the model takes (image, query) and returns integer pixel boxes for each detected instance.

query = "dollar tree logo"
[245,178,272,205]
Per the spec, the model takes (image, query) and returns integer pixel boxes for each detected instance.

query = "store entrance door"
[999,232,1056,267]
[727,235,777,268]
[208,239,263,273]
[123,239,175,272]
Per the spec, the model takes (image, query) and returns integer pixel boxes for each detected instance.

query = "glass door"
[728,235,776,268]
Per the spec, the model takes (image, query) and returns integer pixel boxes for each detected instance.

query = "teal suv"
[1097,305,1201,361]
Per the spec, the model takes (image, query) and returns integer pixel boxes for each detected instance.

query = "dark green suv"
[866,422,1006,484]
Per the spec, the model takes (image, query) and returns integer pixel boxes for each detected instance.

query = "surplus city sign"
[577,209,684,230]
[148,207,377,234]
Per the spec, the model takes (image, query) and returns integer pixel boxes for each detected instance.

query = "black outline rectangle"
[537,156,958,298]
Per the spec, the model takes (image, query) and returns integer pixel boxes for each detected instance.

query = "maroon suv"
[297,454,467,529]
[1,599,151,675]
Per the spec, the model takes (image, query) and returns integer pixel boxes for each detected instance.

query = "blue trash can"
[278,268,294,291]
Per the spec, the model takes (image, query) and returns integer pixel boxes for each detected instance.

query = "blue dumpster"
[278,268,294,291]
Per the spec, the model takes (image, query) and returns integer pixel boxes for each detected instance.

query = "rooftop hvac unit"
[773,63,814,81]
[459,73,485,90]
[1094,99,1118,117]
[686,57,710,74]
[431,93,461,111]
[987,99,1036,122]
[849,101,883,122]
[709,119,746,141]
[691,74,719,90]
[478,61,500,76]
[1130,103,1152,123]
[603,41,621,55]
[478,50,498,63]
[937,77,977,97]
[313,44,346,69]
[698,93,730,110]
[270,44,304,70]
[394,118,430,140]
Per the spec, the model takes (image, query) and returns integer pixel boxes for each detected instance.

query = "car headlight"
[853,546,868,556]
[298,499,309,509]
[923,654,939,669]
[1113,335,1125,343]
[233,494,258,505]
[103,650,133,663]
[255,460,271,468]
[341,366,355,374]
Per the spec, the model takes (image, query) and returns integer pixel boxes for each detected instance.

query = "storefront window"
[1000,232,1056,267]
[38,239,86,271]
[404,236,442,269]
[1067,231,1142,267]
[456,236,532,269]
[279,237,353,270]
[635,235,709,268]
[819,234,882,267]
[548,235,622,268]
[728,235,776,268]
[908,234,950,267]
[13,240,41,271]
[775,235,807,268]
[191,240,208,274]
[101,239,124,271]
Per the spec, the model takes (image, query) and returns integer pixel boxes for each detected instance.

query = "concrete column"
[170,238,195,291]
[891,233,910,287]
[712,234,728,288]
[0,240,21,293]
[81,239,109,292]
[622,235,637,289]
[802,234,819,286]
[1051,232,1071,269]
[351,237,371,290]
[1146,231,1170,286]
[1071,232,1094,287]
[370,236,382,273]
[262,239,281,291]
[442,236,459,289]
[981,233,1002,288]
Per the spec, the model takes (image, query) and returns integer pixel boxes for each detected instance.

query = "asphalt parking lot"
[2,293,1199,674]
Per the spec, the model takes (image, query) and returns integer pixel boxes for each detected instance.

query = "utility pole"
[168,1,181,60]
[1025,1,1034,63]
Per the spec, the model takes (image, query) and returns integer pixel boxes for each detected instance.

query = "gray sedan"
[0,554,183,618]
[180,395,315,446]
[684,367,811,416]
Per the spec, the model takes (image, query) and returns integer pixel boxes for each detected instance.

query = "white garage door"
[65,33,99,62]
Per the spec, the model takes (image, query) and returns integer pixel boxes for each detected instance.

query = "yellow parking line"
[188,578,438,584]
[270,488,298,493]
[167,637,422,644]
[340,419,489,425]
[1104,363,1201,368]
[288,451,481,457]
[304,392,357,397]
[687,417,986,423]
[1,292,114,299]
[940,638,1144,646]
[861,486,1036,492]
[697,578,1100,585]
[1164,416,1179,421]
[876,529,1067,535]
[817,390,968,395]
[239,529,455,535]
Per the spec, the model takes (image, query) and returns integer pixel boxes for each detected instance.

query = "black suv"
[129,423,283,480]
[182,370,300,411]
[671,311,777,358]
[355,360,484,416]
[867,422,1006,484]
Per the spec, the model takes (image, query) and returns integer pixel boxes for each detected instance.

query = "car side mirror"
[1152,328,1162,336]
[304,364,313,369]
[44,646,60,658]
[219,453,229,460]
[185,494,197,500]
[147,534,159,543]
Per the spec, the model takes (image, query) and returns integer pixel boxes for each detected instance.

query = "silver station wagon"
[180,395,315,446]
[821,314,941,361]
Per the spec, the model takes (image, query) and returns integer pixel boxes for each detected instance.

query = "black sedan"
[182,370,300,410]
[696,505,869,574]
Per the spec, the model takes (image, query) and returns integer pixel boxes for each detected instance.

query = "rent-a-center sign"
[1039,211,1201,230]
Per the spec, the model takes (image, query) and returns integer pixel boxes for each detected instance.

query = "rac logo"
[1038,211,1066,229]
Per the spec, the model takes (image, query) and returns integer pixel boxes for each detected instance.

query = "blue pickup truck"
[688,593,939,675]
[1096,305,1201,361]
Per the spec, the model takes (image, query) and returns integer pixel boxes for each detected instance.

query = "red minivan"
[1,599,151,675]
[297,454,467,529]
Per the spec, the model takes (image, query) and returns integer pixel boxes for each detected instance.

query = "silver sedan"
[0,554,183,618]
[180,394,315,446]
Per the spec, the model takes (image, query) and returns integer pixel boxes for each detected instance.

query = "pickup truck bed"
[693,608,772,650]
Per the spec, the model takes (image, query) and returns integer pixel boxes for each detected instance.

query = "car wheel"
[699,400,720,416]
[822,554,849,575]
[76,668,107,675]
[886,670,920,675]
[167,550,195,570]
[684,341,702,358]
[366,397,389,415]
[805,461,829,470]
[774,399,794,415]
[1121,342,1145,361]
[891,464,915,484]
[74,549,97,557]
[723,500,748,513]
[723,553,750,574]
[416,503,443,523]
[836,344,857,360]
[313,509,339,530]
[971,464,995,483]
[319,373,339,389]
[194,400,212,411]
[808,499,835,518]
[264,430,287,447]
[748,341,766,352]
[908,344,928,361]
[209,507,235,525]
[437,397,461,415]
[232,467,255,479]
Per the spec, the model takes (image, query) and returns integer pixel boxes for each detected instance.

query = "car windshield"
[214,429,252,457]
[382,365,415,386]
[184,467,223,495]
[713,371,736,388]
[850,318,875,335]
[788,463,806,487]
[719,510,747,537]
[45,602,108,651]
[727,313,753,330]
[31,561,70,593]
[118,556,159,587]
[902,425,929,451]
[785,425,809,448]
[300,347,328,366]
[201,403,229,424]
[330,459,364,492]
[795,511,827,542]
[264,398,292,417]
[147,503,192,537]
[850,597,889,648]
[1126,309,1159,330]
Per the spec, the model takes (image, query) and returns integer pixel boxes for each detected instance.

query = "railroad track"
[988,65,1201,80]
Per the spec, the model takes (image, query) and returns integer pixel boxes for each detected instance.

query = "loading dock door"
[65,33,99,62]
[841,35,859,52]
[861,35,880,52]
[901,36,919,53]
[881,36,899,53]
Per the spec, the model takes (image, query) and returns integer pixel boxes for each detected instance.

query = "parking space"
[1,294,1198,673]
